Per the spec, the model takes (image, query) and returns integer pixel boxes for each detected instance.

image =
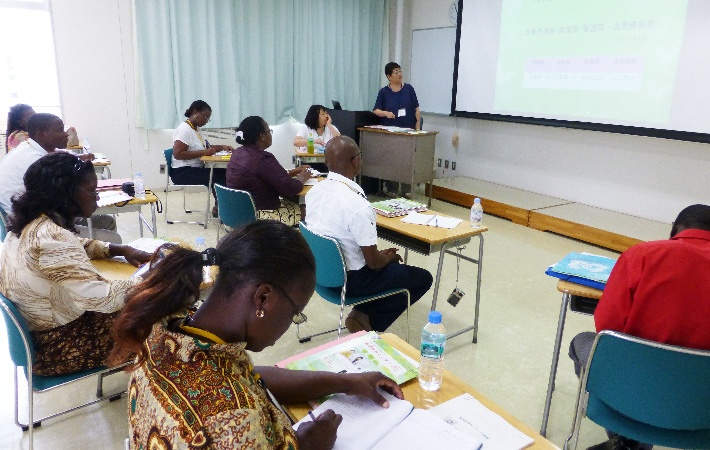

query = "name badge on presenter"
[398,108,406,117]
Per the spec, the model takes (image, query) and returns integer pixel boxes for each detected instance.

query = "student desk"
[89,192,160,239]
[293,148,325,166]
[285,333,557,450]
[200,155,231,229]
[540,280,602,437]
[375,211,487,343]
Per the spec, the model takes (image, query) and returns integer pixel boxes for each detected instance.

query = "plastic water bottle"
[470,197,483,228]
[419,311,446,391]
[133,172,146,199]
[82,137,91,154]
[194,236,212,283]
[307,132,315,155]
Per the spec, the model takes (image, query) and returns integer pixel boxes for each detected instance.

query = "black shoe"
[586,436,635,450]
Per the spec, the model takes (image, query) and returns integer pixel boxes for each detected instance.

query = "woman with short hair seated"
[0,152,151,376]
[227,116,312,226]
[111,220,402,449]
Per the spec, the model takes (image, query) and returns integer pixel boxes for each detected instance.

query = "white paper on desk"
[372,408,482,450]
[303,178,320,185]
[127,238,169,254]
[429,394,534,450]
[294,391,413,450]
[401,212,462,229]
[97,190,132,207]
[213,150,230,156]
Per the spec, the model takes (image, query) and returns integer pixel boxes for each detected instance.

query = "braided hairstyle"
[8,152,94,234]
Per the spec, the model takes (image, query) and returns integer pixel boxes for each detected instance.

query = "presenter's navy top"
[374,83,419,129]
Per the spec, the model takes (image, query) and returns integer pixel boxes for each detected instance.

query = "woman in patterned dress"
[111,220,403,449]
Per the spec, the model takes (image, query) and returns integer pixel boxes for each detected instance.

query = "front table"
[285,333,557,450]
[293,147,326,166]
[376,211,487,342]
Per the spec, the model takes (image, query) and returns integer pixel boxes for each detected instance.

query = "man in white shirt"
[305,136,433,332]
[0,113,119,242]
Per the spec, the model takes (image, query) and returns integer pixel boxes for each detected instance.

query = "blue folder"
[545,252,617,291]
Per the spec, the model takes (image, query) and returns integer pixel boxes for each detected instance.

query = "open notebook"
[294,391,482,450]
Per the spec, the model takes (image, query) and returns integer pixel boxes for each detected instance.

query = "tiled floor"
[0,189,670,449]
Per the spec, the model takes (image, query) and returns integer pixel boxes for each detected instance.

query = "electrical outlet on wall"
[159,164,166,174]
[444,160,449,169]
[437,158,442,167]
[452,162,456,170]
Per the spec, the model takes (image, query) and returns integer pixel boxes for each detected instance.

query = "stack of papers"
[401,212,462,229]
[97,190,133,207]
[371,198,427,217]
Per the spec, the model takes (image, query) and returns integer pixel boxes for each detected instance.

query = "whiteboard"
[410,27,456,115]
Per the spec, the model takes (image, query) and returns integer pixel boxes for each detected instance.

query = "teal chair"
[0,205,8,242]
[213,184,257,239]
[0,293,128,449]
[564,330,710,450]
[163,148,207,225]
[298,222,410,343]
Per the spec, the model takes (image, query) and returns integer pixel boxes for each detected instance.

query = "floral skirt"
[30,311,119,376]
[257,199,301,227]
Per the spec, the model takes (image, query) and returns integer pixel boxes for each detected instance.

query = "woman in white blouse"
[293,104,341,149]
[172,100,234,217]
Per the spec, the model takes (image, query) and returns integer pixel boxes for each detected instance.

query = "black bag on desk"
[121,182,135,196]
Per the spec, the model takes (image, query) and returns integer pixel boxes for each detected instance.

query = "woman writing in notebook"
[227,115,312,225]
[172,100,234,217]
[111,220,403,449]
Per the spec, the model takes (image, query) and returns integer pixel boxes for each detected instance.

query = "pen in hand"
[308,410,317,421]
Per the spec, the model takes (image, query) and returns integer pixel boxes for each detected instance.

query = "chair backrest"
[0,206,8,242]
[213,184,257,229]
[0,292,35,369]
[299,222,347,289]
[163,149,173,176]
[586,330,710,431]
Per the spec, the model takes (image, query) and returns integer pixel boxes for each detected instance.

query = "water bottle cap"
[195,236,205,245]
[474,198,481,204]
[428,311,442,324]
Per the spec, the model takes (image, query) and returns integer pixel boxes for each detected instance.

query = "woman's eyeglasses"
[273,284,307,325]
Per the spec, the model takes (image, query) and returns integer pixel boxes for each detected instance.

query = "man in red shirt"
[569,204,710,450]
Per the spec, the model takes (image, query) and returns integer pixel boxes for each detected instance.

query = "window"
[0,0,61,121]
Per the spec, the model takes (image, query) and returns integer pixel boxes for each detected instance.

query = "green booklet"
[371,198,428,218]
[277,331,418,385]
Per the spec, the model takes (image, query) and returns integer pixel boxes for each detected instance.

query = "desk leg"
[430,247,447,311]
[540,291,571,437]
[137,205,144,237]
[87,217,94,239]
[471,234,484,343]
[204,165,214,229]
[403,248,409,265]
[150,202,157,237]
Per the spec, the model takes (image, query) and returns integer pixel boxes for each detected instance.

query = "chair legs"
[564,368,590,450]
[165,186,206,226]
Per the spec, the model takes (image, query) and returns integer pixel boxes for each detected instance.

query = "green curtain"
[134,0,387,129]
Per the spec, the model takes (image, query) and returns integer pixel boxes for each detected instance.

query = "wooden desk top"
[298,177,324,196]
[376,210,488,245]
[293,148,326,158]
[556,280,603,299]
[92,259,137,280]
[285,333,556,450]
[357,127,438,137]
[201,155,231,164]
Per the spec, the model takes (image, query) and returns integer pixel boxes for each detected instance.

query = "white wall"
[409,0,710,223]
[47,0,709,223]
[48,0,298,190]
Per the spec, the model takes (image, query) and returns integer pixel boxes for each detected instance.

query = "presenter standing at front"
[373,62,421,130]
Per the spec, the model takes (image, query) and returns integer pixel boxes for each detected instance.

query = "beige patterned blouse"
[128,318,298,449]
[0,215,138,331]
